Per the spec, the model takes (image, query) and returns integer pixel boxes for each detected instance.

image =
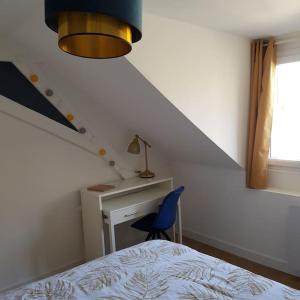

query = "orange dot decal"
[30,74,39,83]
[66,113,74,122]
[99,148,107,156]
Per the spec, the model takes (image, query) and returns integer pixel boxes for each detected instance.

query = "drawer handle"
[124,212,137,217]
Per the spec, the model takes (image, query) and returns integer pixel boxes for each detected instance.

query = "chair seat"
[131,186,184,241]
[131,213,158,232]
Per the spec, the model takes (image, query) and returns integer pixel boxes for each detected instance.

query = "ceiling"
[144,0,300,38]
[1,0,300,39]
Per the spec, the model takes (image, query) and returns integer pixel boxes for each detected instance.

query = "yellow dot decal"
[66,113,74,122]
[99,148,107,156]
[30,74,39,83]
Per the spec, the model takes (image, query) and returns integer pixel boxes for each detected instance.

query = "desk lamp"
[128,134,155,178]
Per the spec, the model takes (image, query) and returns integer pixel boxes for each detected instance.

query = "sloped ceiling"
[37,57,238,168]
[127,13,250,168]
[0,0,240,169]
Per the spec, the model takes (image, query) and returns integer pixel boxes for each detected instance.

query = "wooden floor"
[183,236,300,290]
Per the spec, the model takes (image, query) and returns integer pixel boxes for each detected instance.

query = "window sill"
[265,187,300,198]
[268,159,300,195]
[269,159,300,173]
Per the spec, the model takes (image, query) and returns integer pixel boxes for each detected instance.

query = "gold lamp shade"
[44,0,142,59]
[58,12,132,59]
[128,136,140,154]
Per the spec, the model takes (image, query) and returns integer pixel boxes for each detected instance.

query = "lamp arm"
[136,134,152,148]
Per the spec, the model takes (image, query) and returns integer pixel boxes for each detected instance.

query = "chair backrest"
[153,186,184,231]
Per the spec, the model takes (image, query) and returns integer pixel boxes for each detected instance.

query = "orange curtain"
[246,39,277,189]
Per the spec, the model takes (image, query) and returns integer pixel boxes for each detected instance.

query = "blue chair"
[131,186,184,241]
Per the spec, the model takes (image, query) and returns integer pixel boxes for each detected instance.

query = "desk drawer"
[110,198,163,225]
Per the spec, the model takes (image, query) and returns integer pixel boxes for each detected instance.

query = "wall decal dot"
[109,160,115,166]
[79,127,87,134]
[99,148,107,156]
[30,74,39,83]
[66,113,74,122]
[45,89,54,97]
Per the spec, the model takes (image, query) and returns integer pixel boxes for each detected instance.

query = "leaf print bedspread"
[1,240,299,299]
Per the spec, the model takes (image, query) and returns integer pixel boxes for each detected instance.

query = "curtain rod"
[264,37,300,47]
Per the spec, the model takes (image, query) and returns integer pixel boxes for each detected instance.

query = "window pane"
[270,62,300,161]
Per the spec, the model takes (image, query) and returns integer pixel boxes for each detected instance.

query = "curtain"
[246,39,277,189]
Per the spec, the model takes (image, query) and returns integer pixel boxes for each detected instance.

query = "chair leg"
[146,232,152,241]
[157,231,161,239]
[152,232,157,240]
[161,231,171,241]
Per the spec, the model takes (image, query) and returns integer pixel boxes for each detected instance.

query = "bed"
[1,240,299,299]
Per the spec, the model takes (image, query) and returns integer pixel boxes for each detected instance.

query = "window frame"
[267,33,300,194]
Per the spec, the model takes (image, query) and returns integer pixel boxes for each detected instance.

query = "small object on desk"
[88,184,115,192]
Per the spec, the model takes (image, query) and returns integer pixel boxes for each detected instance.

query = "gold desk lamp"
[128,135,155,178]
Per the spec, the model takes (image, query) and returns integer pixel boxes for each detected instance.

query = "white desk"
[81,177,182,261]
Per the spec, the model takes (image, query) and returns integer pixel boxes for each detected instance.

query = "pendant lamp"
[44,0,142,59]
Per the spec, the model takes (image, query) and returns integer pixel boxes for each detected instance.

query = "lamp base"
[139,169,155,178]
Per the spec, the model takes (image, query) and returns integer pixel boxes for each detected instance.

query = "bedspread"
[1,240,299,299]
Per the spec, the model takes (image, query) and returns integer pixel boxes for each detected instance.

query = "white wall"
[0,96,170,292]
[173,162,300,276]
[0,98,113,291]
[128,13,251,168]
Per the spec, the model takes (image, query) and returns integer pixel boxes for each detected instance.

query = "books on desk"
[88,184,115,192]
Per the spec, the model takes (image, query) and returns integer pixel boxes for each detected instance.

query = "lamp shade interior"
[128,137,141,154]
[58,12,132,59]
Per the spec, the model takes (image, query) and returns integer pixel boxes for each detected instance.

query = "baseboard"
[183,228,300,277]
[0,258,84,294]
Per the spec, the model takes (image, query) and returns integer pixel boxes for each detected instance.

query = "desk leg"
[177,198,182,244]
[172,224,176,242]
[108,222,116,253]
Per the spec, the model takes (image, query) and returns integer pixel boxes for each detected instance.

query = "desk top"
[84,176,173,198]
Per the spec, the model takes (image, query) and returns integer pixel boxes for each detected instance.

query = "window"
[270,61,300,161]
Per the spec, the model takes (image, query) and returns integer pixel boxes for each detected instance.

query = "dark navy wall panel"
[0,62,77,131]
